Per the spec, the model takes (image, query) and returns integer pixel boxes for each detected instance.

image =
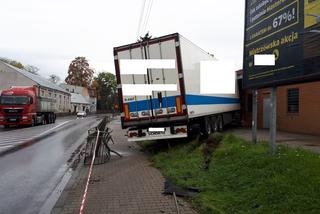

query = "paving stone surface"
[52,119,197,214]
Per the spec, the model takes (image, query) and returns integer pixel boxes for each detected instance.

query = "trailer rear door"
[115,35,186,124]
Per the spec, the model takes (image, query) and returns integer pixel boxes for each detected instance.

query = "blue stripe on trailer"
[128,96,176,112]
[127,95,240,112]
[185,95,239,105]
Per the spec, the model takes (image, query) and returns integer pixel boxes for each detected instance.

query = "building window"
[247,94,253,113]
[41,90,44,96]
[287,88,299,113]
[48,92,52,97]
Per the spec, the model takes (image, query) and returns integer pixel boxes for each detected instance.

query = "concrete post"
[252,89,257,144]
[269,87,277,154]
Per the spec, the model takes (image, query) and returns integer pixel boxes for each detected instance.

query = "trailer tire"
[42,116,46,125]
[49,114,53,124]
[201,117,212,137]
[213,118,219,132]
[4,125,9,129]
[31,118,35,127]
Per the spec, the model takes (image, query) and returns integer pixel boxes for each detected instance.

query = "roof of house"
[71,93,90,104]
[1,61,69,94]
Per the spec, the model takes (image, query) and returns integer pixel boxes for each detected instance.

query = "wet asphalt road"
[0,116,76,153]
[0,116,101,214]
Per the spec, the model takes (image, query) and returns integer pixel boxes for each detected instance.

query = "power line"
[136,0,154,39]
[142,0,154,35]
[137,0,147,39]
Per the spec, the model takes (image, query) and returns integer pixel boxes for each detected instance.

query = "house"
[0,61,71,113]
[59,83,97,113]
[70,93,91,113]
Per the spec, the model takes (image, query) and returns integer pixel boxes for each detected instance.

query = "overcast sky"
[0,0,245,81]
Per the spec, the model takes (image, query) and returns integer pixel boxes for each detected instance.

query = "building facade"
[70,93,91,113]
[242,81,320,135]
[0,61,71,113]
[59,83,97,113]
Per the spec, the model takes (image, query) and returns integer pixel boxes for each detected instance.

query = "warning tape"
[79,130,100,214]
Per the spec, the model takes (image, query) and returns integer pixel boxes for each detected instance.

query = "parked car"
[77,111,87,118]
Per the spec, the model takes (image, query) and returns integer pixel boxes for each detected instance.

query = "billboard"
[243,0,320,89]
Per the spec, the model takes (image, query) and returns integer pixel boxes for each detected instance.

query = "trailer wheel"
[31,118,35,127]
[49,114,53,124]
[213,118,219,132]
[202,117,212,137]
[4,125,9,129]
[42,116,46,125]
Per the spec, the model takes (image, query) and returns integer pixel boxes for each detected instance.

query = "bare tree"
[48,74,61,84]
[24,65,39,75]
[65,57,94,87]
[0,57,39,75]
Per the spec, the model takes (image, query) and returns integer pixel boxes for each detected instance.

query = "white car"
[77,111,87,117]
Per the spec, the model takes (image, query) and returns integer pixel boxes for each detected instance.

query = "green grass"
[149,134,320,214]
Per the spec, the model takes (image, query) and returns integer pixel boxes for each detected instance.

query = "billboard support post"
[269,87,277,154]
[252,89,257,144]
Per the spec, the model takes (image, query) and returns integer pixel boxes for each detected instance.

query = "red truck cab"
[0,86,50,128]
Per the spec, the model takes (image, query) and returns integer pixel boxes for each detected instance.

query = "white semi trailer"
[114,33,240,141]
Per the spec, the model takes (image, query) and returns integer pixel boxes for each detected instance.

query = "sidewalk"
[52,119,196,214]
[228,128,320,153]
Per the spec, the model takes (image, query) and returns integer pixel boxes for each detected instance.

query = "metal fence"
[84,116,114,165]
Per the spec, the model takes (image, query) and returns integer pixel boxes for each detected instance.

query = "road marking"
[0,145,14,148]
[0,138,30,143]
[0,120,71,148]
[35,121,71,138]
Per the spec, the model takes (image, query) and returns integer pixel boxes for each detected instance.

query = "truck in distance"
[113,33,240,141]
[0,86,57,128]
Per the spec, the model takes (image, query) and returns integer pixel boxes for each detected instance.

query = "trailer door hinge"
[114,55,118,60]
[117,84,122,89]
[175,41,180,47]
[178,73,183,79]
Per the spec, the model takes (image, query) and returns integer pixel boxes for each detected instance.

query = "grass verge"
[145,134,320,214]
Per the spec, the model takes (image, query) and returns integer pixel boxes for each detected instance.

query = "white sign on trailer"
[120,59,236,96]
